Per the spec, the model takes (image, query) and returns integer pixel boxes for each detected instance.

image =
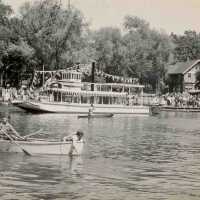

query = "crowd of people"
[0,85,36,103]
[0,87,27,102]
[159,92,200,107]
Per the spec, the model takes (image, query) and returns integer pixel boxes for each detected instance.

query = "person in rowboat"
[75,130,84,141]
[88,108,93,117]
[0,117,23,140]
[63,130,84,142]
[88,104,94,117]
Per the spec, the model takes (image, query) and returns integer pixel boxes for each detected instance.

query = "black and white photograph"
[0,0,200,199]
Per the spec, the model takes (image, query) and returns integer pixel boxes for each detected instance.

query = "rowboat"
[150,105,161,115]
[0,138,84,156]
[78,113,114,118]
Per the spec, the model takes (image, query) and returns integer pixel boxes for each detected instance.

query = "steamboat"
[14,64,150,114]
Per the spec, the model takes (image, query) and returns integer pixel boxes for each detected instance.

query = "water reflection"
[0,153,83,200]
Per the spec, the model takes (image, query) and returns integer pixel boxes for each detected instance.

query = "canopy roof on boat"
[83,82,144,88]
[47,88,127,97]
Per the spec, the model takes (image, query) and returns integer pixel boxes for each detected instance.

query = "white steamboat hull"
[0,139,84,155]
[15,101,150,114]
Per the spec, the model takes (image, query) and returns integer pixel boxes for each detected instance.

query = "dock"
[161,106,200,112]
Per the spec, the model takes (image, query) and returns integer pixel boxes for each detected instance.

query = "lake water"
[0,105,200,200]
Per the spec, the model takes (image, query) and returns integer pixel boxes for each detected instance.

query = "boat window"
[103,96,109,104]
[98,96,103,104]
[62,94,72,103]
[81,96,88,104]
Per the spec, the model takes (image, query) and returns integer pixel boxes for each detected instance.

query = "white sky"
[3,0,200,34]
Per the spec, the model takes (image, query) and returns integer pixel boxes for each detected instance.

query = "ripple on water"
[1,105,200,199]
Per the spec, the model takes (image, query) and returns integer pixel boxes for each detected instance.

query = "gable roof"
[167,59,200,75]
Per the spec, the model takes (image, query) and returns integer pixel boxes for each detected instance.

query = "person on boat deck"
[0,118,23,140]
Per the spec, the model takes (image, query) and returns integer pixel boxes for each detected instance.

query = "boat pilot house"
[167,59,200,92]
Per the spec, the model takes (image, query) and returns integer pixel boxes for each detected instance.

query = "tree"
[122,15,174,91]
[172,30,200,62]
[94,27,125,75]
[16,0,88,70]
[0,0,13,86]
[1,40,35,86]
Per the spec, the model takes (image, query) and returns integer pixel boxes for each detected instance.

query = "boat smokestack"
[91,62,95,91]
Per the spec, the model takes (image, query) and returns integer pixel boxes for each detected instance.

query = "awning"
[48,88,127,97]
[83,82,144,88]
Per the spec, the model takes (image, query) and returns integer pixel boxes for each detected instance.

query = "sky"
[3,0,200,34]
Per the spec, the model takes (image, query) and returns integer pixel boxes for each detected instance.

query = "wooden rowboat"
[150,105,161,115]
[78,113,114,118]
[0,138,84,156]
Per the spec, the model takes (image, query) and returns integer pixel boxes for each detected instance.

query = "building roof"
[167,59,200,75]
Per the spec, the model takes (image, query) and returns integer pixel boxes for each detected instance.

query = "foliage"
[172,31,200,62]
[1,40,35,86]
[123,16,174,91]
[94,27,125,75]
[92,16,174,91]
[1,0,200,91]
[0,0,12,67]
[17,0,88,69]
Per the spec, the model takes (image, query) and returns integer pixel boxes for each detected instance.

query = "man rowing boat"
[0,118,23,140]
[88,104,94,117]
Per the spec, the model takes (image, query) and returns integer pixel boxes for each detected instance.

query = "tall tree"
[1,40,35,86]
[123,16,174,91]
[0,0,13,86]
[172,30,200,62]
[16,0,88,70]
[94,27,125,75]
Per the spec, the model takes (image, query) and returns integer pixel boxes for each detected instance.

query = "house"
[167,59,200,92]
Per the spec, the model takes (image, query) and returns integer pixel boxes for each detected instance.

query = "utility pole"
[43,64,45,87]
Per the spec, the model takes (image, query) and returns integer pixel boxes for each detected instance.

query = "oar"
[22,128,43,140]
[1,130,31,156]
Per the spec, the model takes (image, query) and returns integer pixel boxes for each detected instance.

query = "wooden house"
[167,59,200,92]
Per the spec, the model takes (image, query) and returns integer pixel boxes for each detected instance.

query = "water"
[1,105,200,200]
